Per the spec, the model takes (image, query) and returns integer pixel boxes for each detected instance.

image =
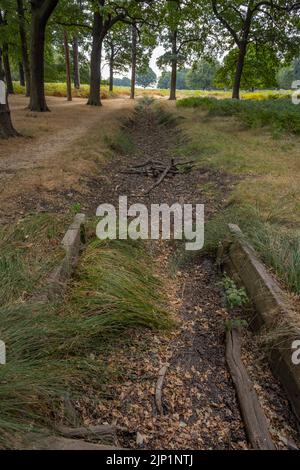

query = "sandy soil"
[0,95,133,223]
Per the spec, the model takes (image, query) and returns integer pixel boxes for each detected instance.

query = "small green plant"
[222,275,249,308]
[71,202,82,215]
[225,318,248,331]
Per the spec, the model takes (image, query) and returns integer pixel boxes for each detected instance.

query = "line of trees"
[0,1,300,137]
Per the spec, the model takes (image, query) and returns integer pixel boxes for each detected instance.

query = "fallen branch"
[56,424,126,440]
[226,327,275,450]
[132,159,154,168]
[155,363,169,415]
[145,162,173,195]
[121,159,195,186]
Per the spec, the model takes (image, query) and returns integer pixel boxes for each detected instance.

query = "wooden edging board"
[33,213,86,302]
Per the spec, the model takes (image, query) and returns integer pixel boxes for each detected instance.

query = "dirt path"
[0,95,133,223]
[78,103,300,450]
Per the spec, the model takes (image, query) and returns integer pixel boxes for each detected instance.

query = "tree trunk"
[64,30,72,101]
[19,62,25,86]
[109,44,114,92]
[29,0,59,111]
[3,44,14,94]
[88,10,103,106]
[17,0,31,97]
[0,74,18,138]
[232,42,247,100]
[130,22,137,100]
[169,30,177,101]
[72,36,80,89]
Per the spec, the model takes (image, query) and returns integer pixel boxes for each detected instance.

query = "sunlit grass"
[13,81,292,101]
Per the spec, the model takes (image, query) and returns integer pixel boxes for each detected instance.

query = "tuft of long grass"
[70,238,173,333]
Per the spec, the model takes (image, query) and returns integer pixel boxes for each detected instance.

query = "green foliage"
[136,66,157,88]
[177,96,300,135]
[104,23,131,78]
[113,76,131,87]
[225,318,248,331]
[222,275,248,309]
[215,44,280,90]
[44,55,90,84]
[277,57,300,89]
[186,60,220,90]
[71,202,82,215]
[157,69,189,90]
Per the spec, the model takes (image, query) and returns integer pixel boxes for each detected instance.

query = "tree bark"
[17,0,31,97]
[88,10,103,106]
[72,36,80,89]
[109,44,114,92]
[130,22,137,100]
[19,62,25,86]
[2,44,14,94]
[0,73,18,138]
[169,30,177,101]
[29,0,59,111]
[232,41,247,100]
[63,30,72,101]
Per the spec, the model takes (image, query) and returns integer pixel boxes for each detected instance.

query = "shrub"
[177,96,300,135]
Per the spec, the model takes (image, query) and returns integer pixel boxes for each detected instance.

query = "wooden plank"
[32,213,86,302]
[226,328,275,450]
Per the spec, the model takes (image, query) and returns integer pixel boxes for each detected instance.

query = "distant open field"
[12,81,292,101]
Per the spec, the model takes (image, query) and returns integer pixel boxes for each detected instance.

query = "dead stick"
[145,163,172,195]
[132,159,153,168]
[155,363,169,415]
[226,328,275,450]
[56,424,127,439]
